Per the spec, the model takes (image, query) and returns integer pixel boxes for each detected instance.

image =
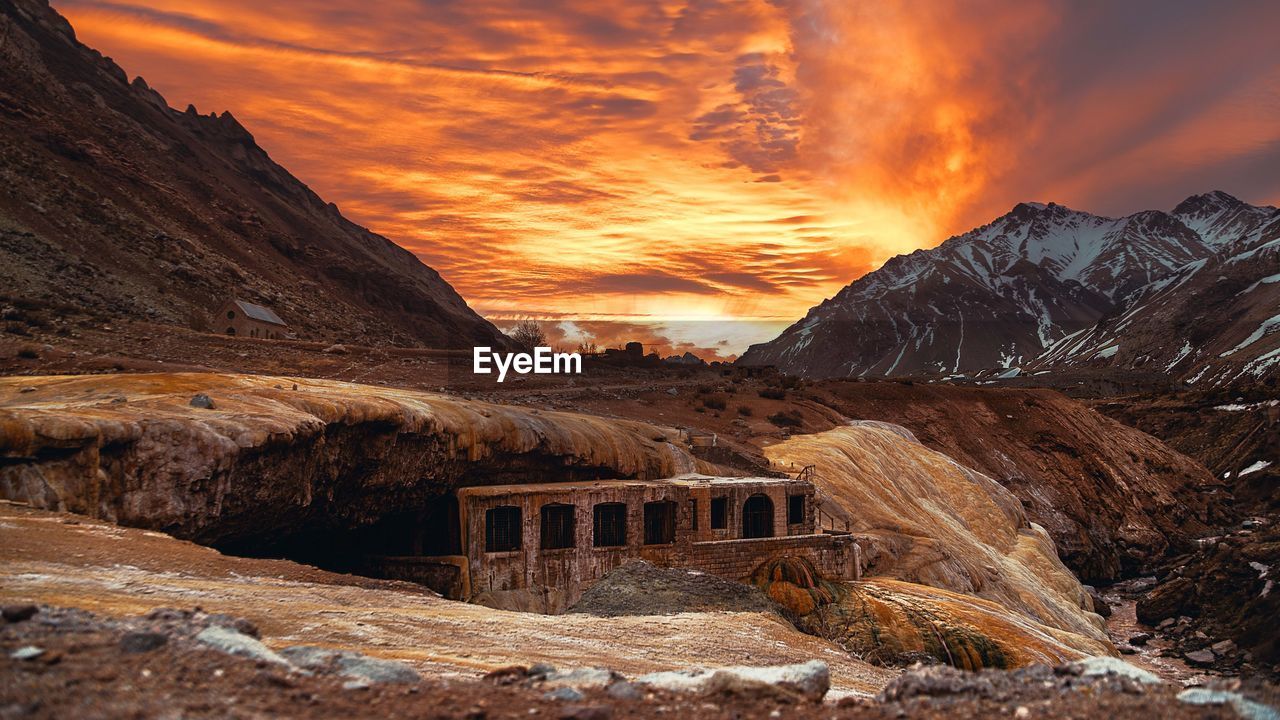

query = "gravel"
[566,561,779,617]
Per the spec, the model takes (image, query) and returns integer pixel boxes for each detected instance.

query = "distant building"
[216,298,287,339]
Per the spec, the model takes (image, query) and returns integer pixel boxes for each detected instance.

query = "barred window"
[643,501,676,545]
[485,506,521,552]
[541,503,576,550]
[593,503,627,547]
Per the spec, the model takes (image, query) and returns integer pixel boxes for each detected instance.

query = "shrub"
[702,396,727,411]
[508,319,546,350]
[767,411,803,428]
[758,387,786,400]
[16,346,39,359]
[737,405,753,417]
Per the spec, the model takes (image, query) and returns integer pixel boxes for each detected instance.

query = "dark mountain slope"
[0,0,507,348]
[1036,212,1280,387]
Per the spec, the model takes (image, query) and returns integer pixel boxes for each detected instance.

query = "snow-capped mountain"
[739,191,1279,384]
[1036,210,1280,385]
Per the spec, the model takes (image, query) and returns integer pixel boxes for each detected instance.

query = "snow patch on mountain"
[740,191,1280,385]
[1221,314,1280,357]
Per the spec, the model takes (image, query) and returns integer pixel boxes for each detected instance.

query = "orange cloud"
[52,0,1280,354]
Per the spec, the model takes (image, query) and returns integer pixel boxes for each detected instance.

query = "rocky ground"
[5,603,1275,720]
[1093,390,1277,514]
[1,314,1272,716]
[0,320,1230,587]
[567,562,781,618]
[1134,520,1278,677]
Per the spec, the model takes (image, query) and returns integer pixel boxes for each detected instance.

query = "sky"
[54,0,1280,359]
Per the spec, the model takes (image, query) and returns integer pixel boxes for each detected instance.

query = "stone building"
[215,298,287,339]
[366,475,860,612]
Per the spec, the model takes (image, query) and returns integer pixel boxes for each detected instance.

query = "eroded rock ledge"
[0,373,703,546]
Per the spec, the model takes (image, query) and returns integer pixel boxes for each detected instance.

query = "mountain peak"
[1004,200,1074,227]
[1173,189,1243,216]
[740,189,1276,381]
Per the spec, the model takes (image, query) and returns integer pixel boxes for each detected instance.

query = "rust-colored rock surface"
[808,383,1229,582]
[753,556,1109,671]
[764,423,1111,655]
[0,373,702,546]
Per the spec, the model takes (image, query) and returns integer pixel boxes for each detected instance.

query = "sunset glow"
[55,0,1280,358]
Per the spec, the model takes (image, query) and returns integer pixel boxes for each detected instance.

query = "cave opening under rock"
[203,444,633,600]
[215,493,464,590]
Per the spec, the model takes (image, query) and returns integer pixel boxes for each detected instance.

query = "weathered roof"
[232,299,286,326]
[458,475,801,499]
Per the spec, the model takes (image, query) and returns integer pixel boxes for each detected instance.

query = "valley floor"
[1,326,1275,717]
[0,502,894,696]
[3,501,1271,720]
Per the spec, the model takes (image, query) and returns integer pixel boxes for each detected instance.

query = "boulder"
[119,631,167,654]
[544,687,584,702]
[195,626,292,668]
[1177,689,1279,720]
[334,654,420,684]
[879,664,1009,701]
[10,646,44,661]
[1184,649,1216,666]
[2,604,38,623]
[188,393,215,409]
[606,681,642,700]
[634,660,829,702]
[1135,576,1193,624]
[1083,585,1112,617]
[1064,656,1163,685]
[279,645,420,684]
[540,667,618,690]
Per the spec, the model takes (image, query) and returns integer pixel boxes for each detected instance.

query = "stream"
[1102,580,1218,686]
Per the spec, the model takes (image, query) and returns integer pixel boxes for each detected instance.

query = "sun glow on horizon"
[52,0,1280,356]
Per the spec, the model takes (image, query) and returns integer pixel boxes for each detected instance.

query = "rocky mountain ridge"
[0,0,507,349]
[740,191,1279,386]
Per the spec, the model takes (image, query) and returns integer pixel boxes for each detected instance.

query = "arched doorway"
[742,494,774,539]
[225,327,236,336]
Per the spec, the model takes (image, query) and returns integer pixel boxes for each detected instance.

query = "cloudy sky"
[56,0,1280,358]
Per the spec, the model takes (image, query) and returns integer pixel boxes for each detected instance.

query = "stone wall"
[681,534,861,585]
[430,477,856,612]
